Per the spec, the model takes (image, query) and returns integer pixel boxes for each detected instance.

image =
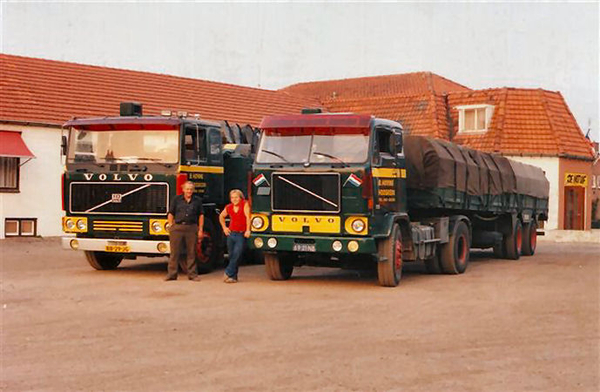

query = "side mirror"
[61,135,68,156]
[395,134,403,155]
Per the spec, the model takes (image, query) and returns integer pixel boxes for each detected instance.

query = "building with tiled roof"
[0,53,319,238]
[0,53,594,237]
[282,75,594,230]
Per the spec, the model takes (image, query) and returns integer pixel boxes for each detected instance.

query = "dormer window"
[457,104,494,133]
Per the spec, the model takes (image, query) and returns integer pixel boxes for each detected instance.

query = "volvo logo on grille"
[83,173,153,181]
[111,193,123,203]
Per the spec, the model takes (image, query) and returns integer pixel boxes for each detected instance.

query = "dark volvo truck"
[248,111,549,287]
[61,103,257,272]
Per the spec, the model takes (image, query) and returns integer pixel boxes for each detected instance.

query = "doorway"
[564,186,585,230]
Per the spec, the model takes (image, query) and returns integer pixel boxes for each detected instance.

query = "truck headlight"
[267,238,277,248]
[351,219,365,233]
[254,237,264,248]
[252,216,265,230]
[76,219,87,231]
[152,221,163,233]
[348,240,359,253]
[66,219,75,230]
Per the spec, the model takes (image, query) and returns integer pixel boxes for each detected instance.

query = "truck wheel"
[197,219,221,274]
[424,254,442,274]
[440,221,470,274]
[377,224,402,287]
[504,219,523,260]
[493,242,505,258]
[264,253,294,280]
[85,251,123,270]
[521,220,537,256]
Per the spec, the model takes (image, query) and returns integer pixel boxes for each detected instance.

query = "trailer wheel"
[522,220,537,256]
[377,224,402,287]
[85,251,123,270]
[504,219,523,260]
[264,253,294,280]
[424,254,442,274]
[440,221,470,274]
[197,219,222,274]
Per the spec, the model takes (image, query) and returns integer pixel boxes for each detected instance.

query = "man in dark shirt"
[165,181,204,281]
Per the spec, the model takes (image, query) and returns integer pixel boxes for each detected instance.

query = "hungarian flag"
[344,173,363,187]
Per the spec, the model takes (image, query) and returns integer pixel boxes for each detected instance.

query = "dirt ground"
[1,238,598,391]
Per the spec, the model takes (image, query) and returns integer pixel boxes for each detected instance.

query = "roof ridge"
[0,52,286,95]
[430,73,471,91]
[282,71,432,90]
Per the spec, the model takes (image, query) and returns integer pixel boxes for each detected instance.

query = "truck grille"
[69,182,169,215]
[272,173,340,213]
[93,220,144,232]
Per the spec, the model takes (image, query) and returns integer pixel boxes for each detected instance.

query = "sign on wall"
[564,172,588,187]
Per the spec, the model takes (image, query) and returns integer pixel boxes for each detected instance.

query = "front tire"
[85,251,123,270]
[440,221,470,274]
[377,224,402,287]
[196,218,222,274]
[264,253,294,280]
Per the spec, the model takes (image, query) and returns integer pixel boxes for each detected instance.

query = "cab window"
[183,125,207,164]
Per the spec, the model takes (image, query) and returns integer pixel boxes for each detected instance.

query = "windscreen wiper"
[311,151,348,166]
[261,149,289,163]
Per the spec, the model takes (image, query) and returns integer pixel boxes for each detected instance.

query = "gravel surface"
[2,238,599,391]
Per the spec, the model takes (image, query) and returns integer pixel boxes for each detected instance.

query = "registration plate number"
[105,245,130,253]
[293,243,316,252]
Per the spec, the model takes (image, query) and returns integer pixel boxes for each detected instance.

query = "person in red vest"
[219,189,251,283]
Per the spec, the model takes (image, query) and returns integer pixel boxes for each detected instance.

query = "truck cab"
[248,112,417,286]
[61,104,256,272]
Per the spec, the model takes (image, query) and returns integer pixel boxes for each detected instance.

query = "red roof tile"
[323,93,450,140]
[448,88,594,159]
[0,54,319,127]
[281,72,470,101]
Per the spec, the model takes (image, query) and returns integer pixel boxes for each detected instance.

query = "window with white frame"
[457,105,494,133]
[0,157,20,192]
[5,218,37,237]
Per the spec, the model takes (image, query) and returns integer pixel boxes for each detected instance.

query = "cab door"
[372,126,400,212]
[204,127,224,204]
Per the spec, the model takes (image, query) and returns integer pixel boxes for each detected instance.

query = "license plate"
[293,243,316,252]
[105,245,130,253]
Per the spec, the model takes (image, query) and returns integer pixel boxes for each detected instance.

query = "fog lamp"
[332,240,343,252]
[252,216,265,230]
[267,238,277,249]
[254,237,264,248]
[70,239,79,250]
[66,219,75,230]
[76,219,87,231]
[157,242,168,253]
[348,240,359,253]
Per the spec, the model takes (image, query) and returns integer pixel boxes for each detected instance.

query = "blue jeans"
[226,232,245,279]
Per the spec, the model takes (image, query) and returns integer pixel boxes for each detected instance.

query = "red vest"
[226,200,247,232]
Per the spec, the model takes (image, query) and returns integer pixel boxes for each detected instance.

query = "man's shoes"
[224,277,238,284]
[189,276,201,282]
[164,276,177,281]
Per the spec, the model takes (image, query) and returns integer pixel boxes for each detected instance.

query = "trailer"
[248,111,549,287]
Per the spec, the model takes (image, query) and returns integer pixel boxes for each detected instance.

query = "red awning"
[0,131,35,158]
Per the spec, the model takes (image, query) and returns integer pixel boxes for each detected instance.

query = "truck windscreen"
[67,128,180,164]
[256,128,370,164]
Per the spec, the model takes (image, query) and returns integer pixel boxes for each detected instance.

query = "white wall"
[507,156,560,230]
[0,125,64,239]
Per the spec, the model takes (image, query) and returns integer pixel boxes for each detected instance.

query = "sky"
[1,1,598,140]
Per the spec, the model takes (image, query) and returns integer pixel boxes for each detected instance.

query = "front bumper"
[249,234,377,254]
[61,236,170,254]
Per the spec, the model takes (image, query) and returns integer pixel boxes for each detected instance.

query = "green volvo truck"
[61,103,257,272]
[248,111,549,287]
